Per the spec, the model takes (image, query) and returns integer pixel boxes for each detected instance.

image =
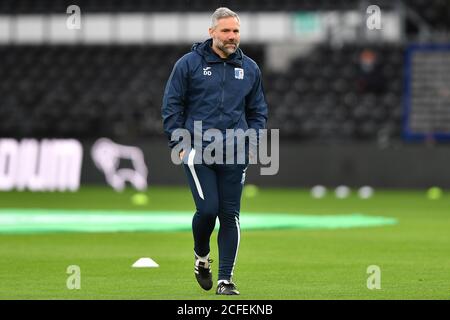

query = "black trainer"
[216,281,240,295]
[194,256,213,291]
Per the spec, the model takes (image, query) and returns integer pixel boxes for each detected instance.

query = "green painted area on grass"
[0,209,397,234]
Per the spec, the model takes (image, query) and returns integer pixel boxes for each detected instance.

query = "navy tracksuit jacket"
[162,38,268,281]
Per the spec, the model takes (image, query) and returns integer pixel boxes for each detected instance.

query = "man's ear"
[208,27,214,37]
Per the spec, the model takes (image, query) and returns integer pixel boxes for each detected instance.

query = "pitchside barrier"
[1,137,450,191]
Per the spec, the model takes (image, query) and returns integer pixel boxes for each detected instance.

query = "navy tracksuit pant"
[183,148,248,281]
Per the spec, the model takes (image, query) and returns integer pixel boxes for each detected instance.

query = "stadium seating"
[2,0,448,33]
[266,44,403,141]
[0,45,190,139]
[0,43,403,141]
[0,0,362,13]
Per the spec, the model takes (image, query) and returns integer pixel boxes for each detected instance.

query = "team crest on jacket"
[234,68,244,79]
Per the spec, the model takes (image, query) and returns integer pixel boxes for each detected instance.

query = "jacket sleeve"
[245,66,268,145]
[162,57,189,149]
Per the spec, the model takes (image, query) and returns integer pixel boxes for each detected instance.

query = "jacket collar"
[192,38,243,67]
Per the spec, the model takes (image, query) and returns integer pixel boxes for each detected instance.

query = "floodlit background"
[0,0,449,299]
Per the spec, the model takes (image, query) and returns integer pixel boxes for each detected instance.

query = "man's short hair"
[211,7,240,28]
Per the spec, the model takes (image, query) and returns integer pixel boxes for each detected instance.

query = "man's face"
[209,17,240,57]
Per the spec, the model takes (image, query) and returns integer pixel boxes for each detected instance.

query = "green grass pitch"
[0,186,449,299]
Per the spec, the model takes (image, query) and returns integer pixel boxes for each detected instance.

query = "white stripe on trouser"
[187,149,204,200]
[230,216,241,277]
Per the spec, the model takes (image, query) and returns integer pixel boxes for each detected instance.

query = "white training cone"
[132,257,159,268]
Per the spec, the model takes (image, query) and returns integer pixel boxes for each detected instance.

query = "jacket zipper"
[219,62,226,121]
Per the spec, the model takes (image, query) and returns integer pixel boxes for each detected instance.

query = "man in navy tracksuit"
[162,7,268,295]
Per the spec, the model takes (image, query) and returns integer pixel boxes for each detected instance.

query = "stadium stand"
[0,0,448,31]
[0,43,402,141]
[266,44,403,141]
[0,0,362,13]
[1,0,448,142]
